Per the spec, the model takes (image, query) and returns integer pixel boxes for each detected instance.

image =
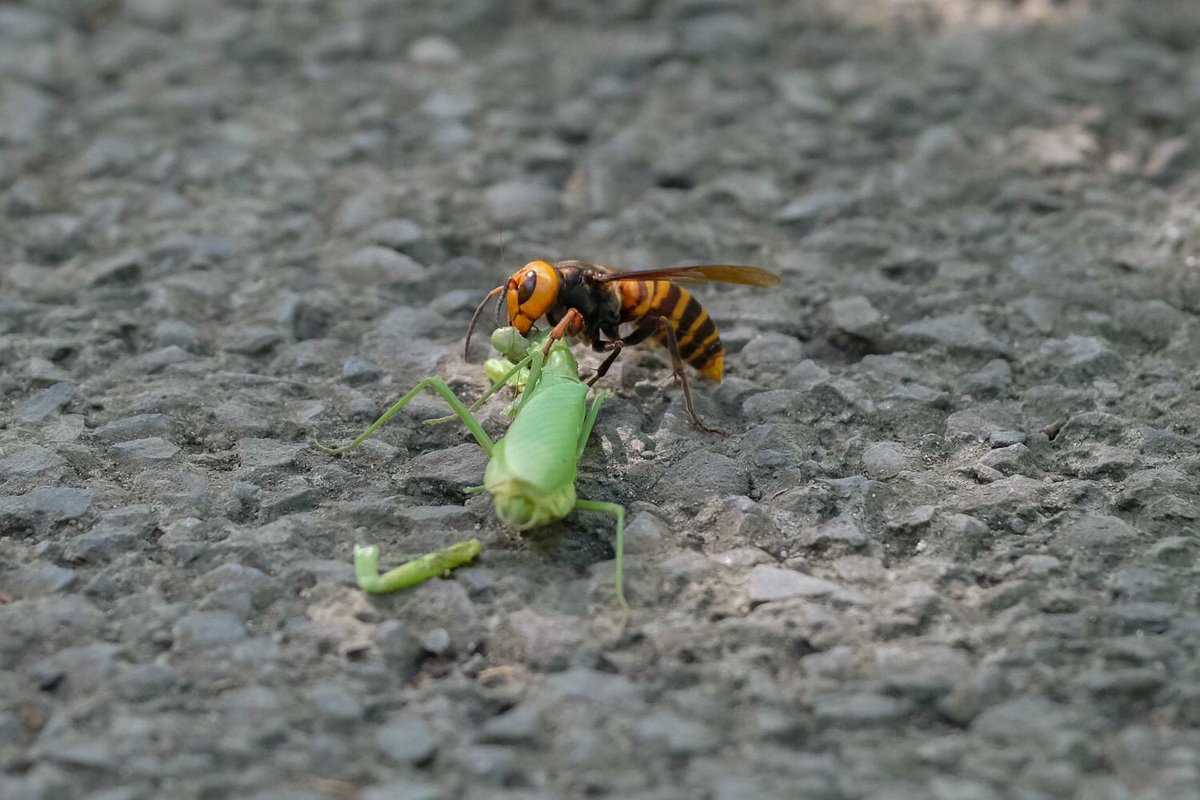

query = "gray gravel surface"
[3,1,1200,798]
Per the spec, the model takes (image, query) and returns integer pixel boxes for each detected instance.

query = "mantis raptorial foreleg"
[316,376,494,457]
[425,348,544,426]
[354,540,482,593]
[509,348,546,417]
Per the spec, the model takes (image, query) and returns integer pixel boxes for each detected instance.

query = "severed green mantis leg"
[317,381,489,596]
[316,377,494,457]
[355,539,482,594]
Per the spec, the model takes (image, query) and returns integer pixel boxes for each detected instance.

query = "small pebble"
[376,715,437,765]
[748,565,841,603]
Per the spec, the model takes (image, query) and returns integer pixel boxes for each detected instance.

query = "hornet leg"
[655,316,725,435]
[587,341,622,386]
[541,308,585,356]
[586,321,658,385]
[590,318,723,433]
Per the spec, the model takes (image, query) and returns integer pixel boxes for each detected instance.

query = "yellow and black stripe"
[618,281,725,381]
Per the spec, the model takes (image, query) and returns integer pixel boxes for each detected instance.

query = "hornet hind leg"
[655,315,725,434]
[586,317,723,434]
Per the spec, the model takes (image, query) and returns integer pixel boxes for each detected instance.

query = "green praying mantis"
[317,327,627,610]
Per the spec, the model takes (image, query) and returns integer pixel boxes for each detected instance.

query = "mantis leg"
[472,355,532,409]
[315,376,494,457]
[573,393,625,612]
[509,347,547,417]
[354,540,482,594]
[426,353,535,425]
[573,498,627,613]
[576,389,609,460]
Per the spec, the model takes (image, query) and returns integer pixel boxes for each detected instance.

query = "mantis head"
[492,487,575,529]
[490,326,529,363]
[495,494,540,528]
[486,459,577,531]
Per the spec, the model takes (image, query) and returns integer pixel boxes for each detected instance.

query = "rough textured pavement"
[3,1,1200,798]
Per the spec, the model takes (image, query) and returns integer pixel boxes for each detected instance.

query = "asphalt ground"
[2,1,1200,798]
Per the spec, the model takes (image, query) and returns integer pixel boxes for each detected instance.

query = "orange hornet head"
[505,260,559,334]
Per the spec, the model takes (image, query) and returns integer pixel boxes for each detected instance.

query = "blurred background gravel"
[2,1,1200,798]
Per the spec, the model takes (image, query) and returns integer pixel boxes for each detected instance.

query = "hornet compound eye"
[517,270,537,304]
